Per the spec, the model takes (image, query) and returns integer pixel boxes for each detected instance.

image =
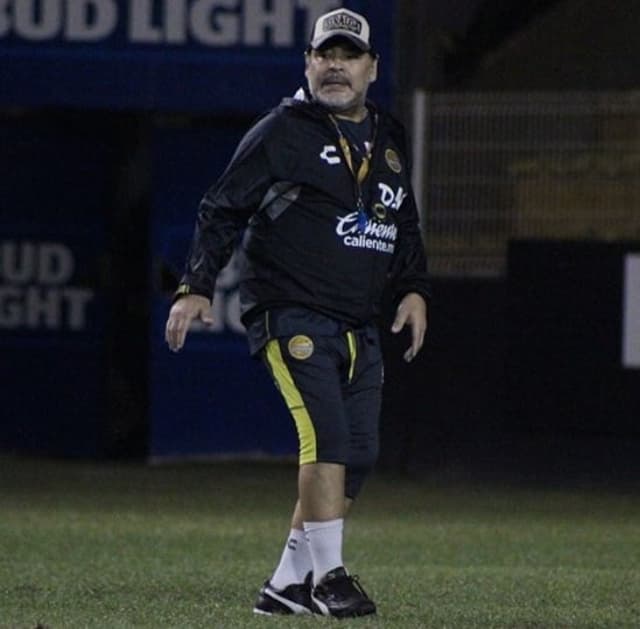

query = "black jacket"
[177,92,430,345]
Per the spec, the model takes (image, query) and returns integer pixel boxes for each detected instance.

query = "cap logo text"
[323,13,362,35]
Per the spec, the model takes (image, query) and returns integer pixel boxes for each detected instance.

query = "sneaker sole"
[311,594,376,618]
[257,587,314,615]
[311,594,330,616]
[252,607,274,616]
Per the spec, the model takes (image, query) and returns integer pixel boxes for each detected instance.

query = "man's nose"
[326,53,345,68]
[326,51,344,68]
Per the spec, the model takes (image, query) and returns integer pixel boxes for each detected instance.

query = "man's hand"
[165,294,213,352]
[391,292,428,363]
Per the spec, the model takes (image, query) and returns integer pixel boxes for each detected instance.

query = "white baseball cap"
[308,8,373,53]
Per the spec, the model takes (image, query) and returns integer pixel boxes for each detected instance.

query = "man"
[165,8,430,619]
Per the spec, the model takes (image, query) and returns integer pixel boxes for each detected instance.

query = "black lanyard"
[329,112,377,233]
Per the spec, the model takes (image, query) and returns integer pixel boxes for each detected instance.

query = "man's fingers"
[201,313,214,326]
[391,305,408,333]
[393,303,419,361]
[165,313,191,352]
[412,326,425,358]
[165,295,213,352]
[403,326,423,362]
[394,293,428,362]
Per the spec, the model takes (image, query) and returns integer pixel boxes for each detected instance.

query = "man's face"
[305,40,378,118]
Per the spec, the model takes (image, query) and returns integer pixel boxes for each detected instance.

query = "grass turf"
[1,456,639,628]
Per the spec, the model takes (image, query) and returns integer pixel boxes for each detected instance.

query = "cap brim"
[310,32,370,52]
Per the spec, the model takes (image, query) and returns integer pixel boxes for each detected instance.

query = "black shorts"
[262,326,383,470]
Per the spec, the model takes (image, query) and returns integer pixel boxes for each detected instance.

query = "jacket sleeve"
[388,125,432,307]
[175,114,276,301]
[390,187,432,306]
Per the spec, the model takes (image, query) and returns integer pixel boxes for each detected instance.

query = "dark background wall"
[395,0,640,93]
[386,0,640,480]
[462,0,640,90]
[379,244,640,482]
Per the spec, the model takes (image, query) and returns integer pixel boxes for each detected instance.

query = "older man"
[165,8,430,618]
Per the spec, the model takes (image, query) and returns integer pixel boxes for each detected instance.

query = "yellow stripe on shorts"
[346,330,357,383]
[265,339,317,465]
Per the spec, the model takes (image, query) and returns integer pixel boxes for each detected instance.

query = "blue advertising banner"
[0,120,109,456]
[149,122,297,460]
[0,1,395,113]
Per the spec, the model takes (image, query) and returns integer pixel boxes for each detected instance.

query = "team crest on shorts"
[288,335,314,360]
[385,148,402,173]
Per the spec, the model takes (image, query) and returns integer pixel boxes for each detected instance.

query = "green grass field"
[1,456,639,628]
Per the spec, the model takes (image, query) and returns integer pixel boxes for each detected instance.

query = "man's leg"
[299,462,345,585]
[343,327,383,500]
[298,462,344,520]
[270,482,351,590]
[256,335,373,617]
[292,477,353,529]
[261,334,351,586]
[253,493,315,615]
[254,465,347,616]
[268,502,312,591]
[303,328,381,617]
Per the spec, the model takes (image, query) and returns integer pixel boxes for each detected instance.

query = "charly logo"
[320,145,341,166]
[385,148,402,173]
[288,335,314,360]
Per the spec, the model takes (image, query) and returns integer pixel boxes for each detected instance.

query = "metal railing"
[412,91,640,277]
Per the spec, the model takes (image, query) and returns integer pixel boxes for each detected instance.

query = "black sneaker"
[253,572,314,616]
[311,567,376,618]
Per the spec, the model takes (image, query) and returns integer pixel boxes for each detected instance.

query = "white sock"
[270,528,313,590]
[304,518,344,585]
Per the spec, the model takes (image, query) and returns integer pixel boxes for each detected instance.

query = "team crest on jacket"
[288,335,314,360]
[385,148,402,173]
[373,203,387,221]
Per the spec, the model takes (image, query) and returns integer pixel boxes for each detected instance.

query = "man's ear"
[369,57,379,84]
[304,52,311,78]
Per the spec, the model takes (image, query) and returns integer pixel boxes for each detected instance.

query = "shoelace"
[347,574,370,598]
[324,572,371,600]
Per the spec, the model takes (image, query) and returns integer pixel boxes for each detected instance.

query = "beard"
[317,94,356,112]
[312,87,363,115]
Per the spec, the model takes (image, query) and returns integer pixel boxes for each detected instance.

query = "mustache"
[321,73,350,87]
